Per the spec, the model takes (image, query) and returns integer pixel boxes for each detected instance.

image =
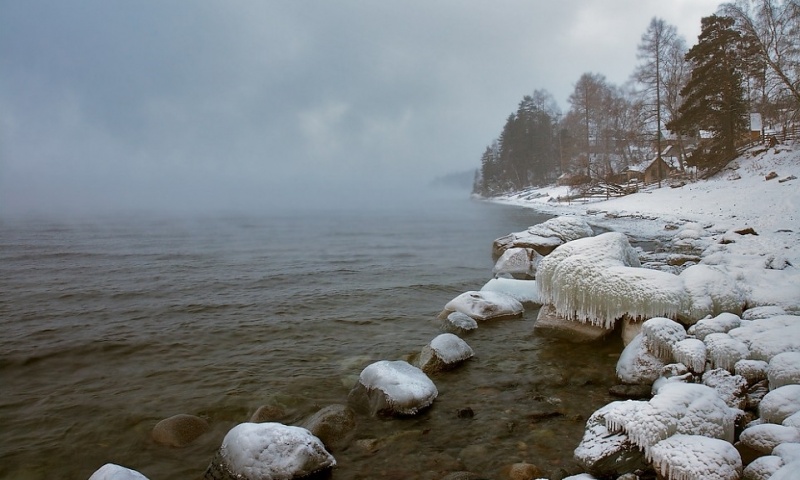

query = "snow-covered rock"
[534,304,615,343]
[649,434,742,480]
[88,464,149,480]
[737,423,800,454]
[441,290,523,321]
[688,312,742,341]
[735,359,769,385]
[573,402,647,477]
[702,368,748,410]
[441,311,478,333]
[349,360,438,416]
[537,232,687,329]
[492,247,540,279]
[742,455,783,480]
[605,383,737,454]
[672,338,707,374]
[679,265,746,323]
[782,412,800,429]
[770,460,800,480]
[727,315,800,362]
[492,215,594,258]
[204,423,335,480]
[480,277,541,305]
[759,385,800,424]
[418,333,474,374]
[768,351,800,390]
[641,317,685,362]
[616,333,665,385]
[742,306,787,320]
[773,442,800,464]
[704,333,750,372]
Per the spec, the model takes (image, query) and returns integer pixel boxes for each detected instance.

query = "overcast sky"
[0,0,725,216]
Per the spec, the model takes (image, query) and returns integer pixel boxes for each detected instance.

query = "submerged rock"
[299,404,356,452]
[204,422,335,480]
[151,413,209,448]
[348,360,437,416]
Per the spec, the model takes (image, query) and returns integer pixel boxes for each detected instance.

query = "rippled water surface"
[1,199,622,480]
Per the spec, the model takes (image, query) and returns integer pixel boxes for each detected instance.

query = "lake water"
[0,197,623,480]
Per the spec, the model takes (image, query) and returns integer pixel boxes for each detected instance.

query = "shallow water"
[0,199,622,479]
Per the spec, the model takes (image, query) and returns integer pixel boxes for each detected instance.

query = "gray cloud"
[0,0,723,215]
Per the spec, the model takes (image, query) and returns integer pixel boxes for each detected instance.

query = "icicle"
[642,317,687,362]
[672,338,707,374]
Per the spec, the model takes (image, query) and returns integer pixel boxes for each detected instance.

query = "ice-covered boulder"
[688,312,742,341]
[616,333,666,385]
[89,464,149,480]
[672,338,707,374]
[783,412,800,428]
[537,232,687,329]
[678,265,746,323]
[727,315,800,362]
[641,317,686,362]
[702,368,748,410]
[704,333,750,372]
[481,278,541,305]
[573,401,648,477]
[760,385,800,424]
[735,359,769,385]
[605,383,737,454]
[492,215,594,258]
[743,306,787,320]
[348,360,437,416]
[743,455,784,480]
[492,247,541,279]
[441,291,523,321]
[441,311,478,333]
[534,304,615,343]
[768,351,800,390]
[770,460,800,480]
[737,424,800,455]
[649,434,742,480]
[418,333,474,374]
[204,422,335,480]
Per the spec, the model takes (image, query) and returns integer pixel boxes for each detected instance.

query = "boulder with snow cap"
[604,382,737,453]
[348,360,437,416]
[492,215,594,258]
[688,312,742,341]
[672,338,707,374]
[418,333,474,374]
[534,304,615,343]
[727,315,800,362]
[735,359,769,385]
[679,264,746,323]
[770,460,800,480]
[737,423,800,455]
[702,368,748,410]
[615,332,666,385]
[89,464,150,480]
[704,333,750,372]
[440,291,523,321]
[480,278,541,306]
[782,411,800,428]
[204,422,335,480]
[641,317,686,362]
[492,247,540,279]
[441,311,478,333]
[742,306,787,320]
[743,455,784,480]
[759,385,800,424]
[573,401,648,477]
[649,434,742,480]
[768,351,800,390]
[537,232,688,329]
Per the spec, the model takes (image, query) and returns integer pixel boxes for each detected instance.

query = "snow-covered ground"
[488,145,798,253]
[485,144,800,313]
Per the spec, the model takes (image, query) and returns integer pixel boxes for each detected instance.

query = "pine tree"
[669,15,748,167]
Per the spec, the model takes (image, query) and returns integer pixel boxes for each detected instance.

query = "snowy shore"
[483,144,800,479]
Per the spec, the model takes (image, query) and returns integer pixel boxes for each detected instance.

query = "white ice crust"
[537,232,686,328]
[219,422,335,480]
[443,290,523,321]
[704,333,750,372]
[672,338,707,373]
[427,333,474,364]
[649,434,742,480]
[359,360,438,415]
[481,278,541,305]
[689,312,742,341]
[88,464,150,480]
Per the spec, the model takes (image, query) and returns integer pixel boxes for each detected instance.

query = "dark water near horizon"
[0,198,622,480]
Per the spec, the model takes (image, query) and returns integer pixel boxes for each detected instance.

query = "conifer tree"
[669,15,748,167]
